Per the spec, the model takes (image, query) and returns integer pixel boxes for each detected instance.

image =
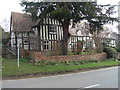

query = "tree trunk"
[62,23,70,55]
[77,41,83,54]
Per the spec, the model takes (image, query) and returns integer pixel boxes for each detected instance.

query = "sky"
[0,0,120,33]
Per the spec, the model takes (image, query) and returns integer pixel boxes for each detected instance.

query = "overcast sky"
[0,0,120,32]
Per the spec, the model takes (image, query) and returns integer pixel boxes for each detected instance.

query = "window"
[24,40,28,43]
[49,26,57,34]
[43,40,49,50]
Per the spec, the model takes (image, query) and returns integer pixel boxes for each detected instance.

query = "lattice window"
[43,40,49,50]
[49,25,57,34]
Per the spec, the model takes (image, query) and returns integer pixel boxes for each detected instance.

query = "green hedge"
[103,47,117,58]
[112,47,120,52]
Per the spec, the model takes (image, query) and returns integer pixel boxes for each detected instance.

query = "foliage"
[103,47,117,58]
[20,57,31,62]
[118,58,120,61]
[112,47,120,52]
[103,58,116,61]
[67,53,76,55]
[80,51,97,55]
[34,59,108,66]
[1,29,10,46]
[80,52,89,55]
[1,28,10,57]
[0,58,4,61]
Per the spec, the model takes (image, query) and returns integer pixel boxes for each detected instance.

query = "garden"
[2,44,120,79]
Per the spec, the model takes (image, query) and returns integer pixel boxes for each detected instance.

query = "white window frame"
[49,25,57,34]
[43,40,49,50]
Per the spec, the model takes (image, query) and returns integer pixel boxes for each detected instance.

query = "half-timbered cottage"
[10,12,33,51]
[10,12,64,52]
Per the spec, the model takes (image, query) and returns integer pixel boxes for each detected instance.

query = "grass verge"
[2,58,119,77]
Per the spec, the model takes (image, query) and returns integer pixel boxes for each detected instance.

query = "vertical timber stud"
[44,17,47,50]
[50,18,53,50]
[53,19,56,49]
[21,32,24,49]
[42,20,44,51]
[37,25,41,51]
[48,17,50,50]
[15,32,18,52]
[28,32,30,50]
[58,22,60,42]
[55,20,57,48]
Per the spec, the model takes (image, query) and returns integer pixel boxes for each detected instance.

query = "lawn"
[2,58,119,77]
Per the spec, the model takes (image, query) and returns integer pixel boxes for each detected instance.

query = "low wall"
[29,51,107,62]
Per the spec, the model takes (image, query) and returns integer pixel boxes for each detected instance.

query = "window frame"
[49,25,57,35]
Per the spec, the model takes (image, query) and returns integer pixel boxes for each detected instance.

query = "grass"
[2,58,119,77]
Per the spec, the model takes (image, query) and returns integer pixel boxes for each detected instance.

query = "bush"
[20,57,31,62]
[112,47,120,52]
[118,58,120,61]
[103,47,117,58]
[80,52,88,55]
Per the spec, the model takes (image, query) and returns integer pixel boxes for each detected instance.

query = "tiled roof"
[11,12,33,32]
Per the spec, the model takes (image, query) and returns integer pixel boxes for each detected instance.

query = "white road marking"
[84,84,100,88]
[3,66,118,81]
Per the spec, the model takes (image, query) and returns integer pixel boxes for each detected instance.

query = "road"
[2,66,119,88]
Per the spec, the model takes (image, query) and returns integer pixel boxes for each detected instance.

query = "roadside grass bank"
[2,58,119,79]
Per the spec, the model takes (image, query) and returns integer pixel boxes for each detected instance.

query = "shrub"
[80,51,97,55]
[117,48,120,52]
[112,47,120,52]
[118,58,120,61]
[103,47,117,58]
[20,57,31,62]
[80,52,88,55]
[47,61,58,66]
[64,61,71,65]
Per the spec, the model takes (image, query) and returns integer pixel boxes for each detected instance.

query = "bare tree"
[0,19,9,32]
[92,27,111,53]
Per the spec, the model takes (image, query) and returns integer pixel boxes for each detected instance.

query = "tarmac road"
[2,66,119,89]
